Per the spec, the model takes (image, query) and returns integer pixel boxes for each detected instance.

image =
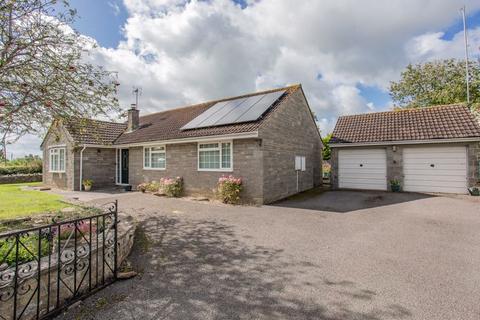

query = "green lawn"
[0,183,70,220]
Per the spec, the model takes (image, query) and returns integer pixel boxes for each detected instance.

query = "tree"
[389,59,480,108]
[0,0,121,150]
[322,133,332,161]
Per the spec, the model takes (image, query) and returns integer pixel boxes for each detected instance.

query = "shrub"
[145,181,160,193]
[137,183,148,193]
[54,221,97,240]
[160,177,183,197]
[0,156,43,176]
[0,234,50,266]
[0,165,42,176]
[217,175,243,204]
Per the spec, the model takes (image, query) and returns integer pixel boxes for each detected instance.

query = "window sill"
[143,167,166,171]
[198,168,233,172]
[49,171,66,173]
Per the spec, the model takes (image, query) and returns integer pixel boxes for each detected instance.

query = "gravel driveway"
[56,190,480,320]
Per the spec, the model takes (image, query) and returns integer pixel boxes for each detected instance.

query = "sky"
[8,0,480,158]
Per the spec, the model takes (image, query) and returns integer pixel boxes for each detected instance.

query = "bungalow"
[329,104,480,194]
[40,85,323,204]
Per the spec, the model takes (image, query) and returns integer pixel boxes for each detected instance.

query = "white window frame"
[143,145,166,170]
[49,147,66,173]
[197,141,233,172]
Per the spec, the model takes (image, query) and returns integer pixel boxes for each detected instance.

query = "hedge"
[0,165,42,176]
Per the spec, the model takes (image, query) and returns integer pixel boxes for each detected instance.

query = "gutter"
[76,132,260,149]
[330,137,480,148]
[113,131,259,148]
[79,145,86,191]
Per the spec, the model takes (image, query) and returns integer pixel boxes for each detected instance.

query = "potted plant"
[468,187,479,196]
[390,179,401,192]
[82,179,93,191]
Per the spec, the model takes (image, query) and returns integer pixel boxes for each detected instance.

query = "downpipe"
[79,145,86,191]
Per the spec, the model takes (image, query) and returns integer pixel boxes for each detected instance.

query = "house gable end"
[40,120,75,150]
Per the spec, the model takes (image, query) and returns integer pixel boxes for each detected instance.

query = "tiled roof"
[63,118,127,145]
[331,104,480,144]
[113,85,300,145]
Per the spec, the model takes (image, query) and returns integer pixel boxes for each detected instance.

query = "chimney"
[127,104,139,132]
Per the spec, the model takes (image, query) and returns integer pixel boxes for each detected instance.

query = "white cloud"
[406,27,480,62]
[9,0,480,156]
[6,134,42,158]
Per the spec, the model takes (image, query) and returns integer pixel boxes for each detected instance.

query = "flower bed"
[0,234,50,266]
[216,175,243,204]
[160,177,183,197]
[138,178,184,197]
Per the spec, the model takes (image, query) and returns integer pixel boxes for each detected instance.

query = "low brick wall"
[0,173,42,184]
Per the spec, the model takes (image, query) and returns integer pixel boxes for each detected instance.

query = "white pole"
[461,6,470,104]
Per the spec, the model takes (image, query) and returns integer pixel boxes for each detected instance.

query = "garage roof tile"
[331,104,480,144]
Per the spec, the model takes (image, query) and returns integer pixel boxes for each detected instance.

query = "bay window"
[198,141,232,171]
[144,146,166,169]
[49,147,65,172]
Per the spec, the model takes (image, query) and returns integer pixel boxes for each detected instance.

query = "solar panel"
[181,90,286,130]
[181,100,230,130]
[213,95,264,126]
[236,90,285,123]
[198,97,247,128]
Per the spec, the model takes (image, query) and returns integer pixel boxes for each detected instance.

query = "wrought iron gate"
[0,201,118,320]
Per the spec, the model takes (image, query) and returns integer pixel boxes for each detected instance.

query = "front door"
[121,149,129,184]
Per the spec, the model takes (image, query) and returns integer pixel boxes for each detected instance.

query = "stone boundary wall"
[0,173,42,184]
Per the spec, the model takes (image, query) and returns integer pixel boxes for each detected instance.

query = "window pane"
[53,153,58,171]
[144,148,150,167]
[59,149,65,171]
[221,143,231,168]
[199,143,219,149]
[199,150,220,169]
[151,146,164,152]
[151,152,165,168]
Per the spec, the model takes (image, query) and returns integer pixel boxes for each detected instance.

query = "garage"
[403,146,468,194]
[330,104,480,194]
[338,149,387,190]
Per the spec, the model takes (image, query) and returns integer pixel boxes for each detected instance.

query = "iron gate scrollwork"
[0,201,118,320]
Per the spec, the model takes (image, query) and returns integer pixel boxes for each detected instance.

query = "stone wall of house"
[41,124,75,190]
[330,142,480,191]
[73,148,117,191]
[128,139,264,203]
[258,88,323,203]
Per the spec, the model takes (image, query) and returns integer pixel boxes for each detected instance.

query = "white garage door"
[403,146,467,194]
[338,149,387,190]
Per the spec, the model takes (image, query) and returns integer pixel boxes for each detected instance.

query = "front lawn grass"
[0,183,70,220]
